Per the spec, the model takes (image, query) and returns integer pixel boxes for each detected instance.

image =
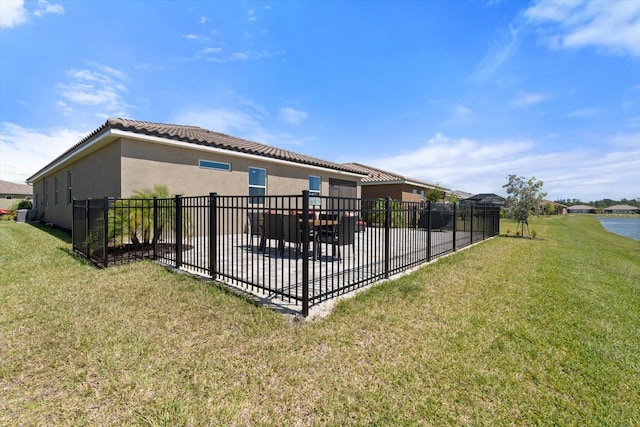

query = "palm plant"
[110,184,172,247]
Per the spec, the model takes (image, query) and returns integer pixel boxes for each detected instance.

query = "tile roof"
[0,179,32,195]
[567,205,596,210]
[29,118,367,181]
[603,204,639,211]
[342,162,449,191]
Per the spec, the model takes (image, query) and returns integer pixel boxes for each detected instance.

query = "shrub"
[17,200,33,210]
[367,199,405,228]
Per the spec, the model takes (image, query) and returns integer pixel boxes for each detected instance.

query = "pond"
[598,217,640,241]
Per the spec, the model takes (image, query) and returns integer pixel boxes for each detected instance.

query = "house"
[0,179,32,210]
[603,204,640,214]
[452,190,473,201]
[27,118,368,230]
[541,200,568,215]
[567,204,596,214]
[462,193,506,208]
[341,162,450,203]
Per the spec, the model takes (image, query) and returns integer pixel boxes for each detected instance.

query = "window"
[199,159,231,172]
[248,167,266,205]
[67,171,72,204]
[420,190,425,201]
[309,176,320,196]
[54,177,59,205]
[44,180,49,206]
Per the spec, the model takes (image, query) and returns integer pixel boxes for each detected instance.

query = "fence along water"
[72,192,500,316]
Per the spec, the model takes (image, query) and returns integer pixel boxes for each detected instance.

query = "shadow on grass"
[27,221,71,244]
[57,246,93,266]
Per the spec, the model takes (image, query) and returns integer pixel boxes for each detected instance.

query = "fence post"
[175,195,182,269]
[152,197,158,260]
[85,198,90,260]
[427,201,432,262]
[103,196,110,268]
[209,192,217,279]
[302,190,310,317]
[71,198,76,251]
[384,196,391,279]
[470,203,474,245]
[452,203,457,252]
[482,205,486,240]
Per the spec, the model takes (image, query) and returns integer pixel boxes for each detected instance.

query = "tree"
[424,188,444,203]
[503,175,546,237]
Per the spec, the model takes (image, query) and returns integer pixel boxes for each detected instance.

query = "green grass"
[1,217,639,425]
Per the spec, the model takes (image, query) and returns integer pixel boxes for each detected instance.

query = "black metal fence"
[72,192,499,315]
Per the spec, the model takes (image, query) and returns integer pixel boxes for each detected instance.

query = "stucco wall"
[119,138,361,199]
[31,136,363,230]
[32,140,122,229]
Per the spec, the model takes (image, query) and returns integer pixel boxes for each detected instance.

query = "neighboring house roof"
[465,193,506,205]
[541,199,567,207]
[28,118,368,183]
[568,204,596,210]
[0,180,32,196]
[341,162,449,192]
[604,204,639,211]
[453,190,474,199]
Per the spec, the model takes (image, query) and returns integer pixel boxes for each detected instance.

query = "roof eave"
[27,128,117,183]
[28,126,367,182]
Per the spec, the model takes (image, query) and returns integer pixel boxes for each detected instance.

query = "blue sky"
[1,0,639,201]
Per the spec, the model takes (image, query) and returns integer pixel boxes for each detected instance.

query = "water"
[598,217,640,241]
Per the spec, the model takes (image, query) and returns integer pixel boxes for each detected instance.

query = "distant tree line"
[554,198,640,208]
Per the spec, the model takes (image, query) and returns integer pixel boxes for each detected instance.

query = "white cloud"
[510,92,551,107]
[0,0,27,28]
[469,25,520,83]
[172,105,314,148]
[200,47,222,54]
[362,132,640,201]
[524,0,640,58]
[566,107,602,118]
[0,122,86,183]
[199,16,208,24]
[279,108,308,124]
[0,0,63,27]
[57,64,131,114]
[33,0,63,17]
[204,50,273,63]
[454,105,473,116]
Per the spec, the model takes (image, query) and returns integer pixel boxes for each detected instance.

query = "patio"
[73,193,500,316]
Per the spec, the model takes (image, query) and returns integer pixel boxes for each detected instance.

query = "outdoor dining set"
[247,211,363,261]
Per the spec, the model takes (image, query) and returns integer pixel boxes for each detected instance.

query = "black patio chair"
[247,212,263,248]
[316,215,357,262]
[283,214,315,259]
[260,213,284,254]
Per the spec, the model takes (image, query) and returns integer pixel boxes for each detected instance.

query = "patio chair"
[247,212,263,248]
[260,213,284,254]
[283,214,314,259]
[316,215,357,262]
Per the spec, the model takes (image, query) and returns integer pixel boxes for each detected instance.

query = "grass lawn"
[1,216,638,425]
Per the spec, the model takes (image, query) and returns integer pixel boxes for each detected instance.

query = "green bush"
[367,199,405,228]
[1,212,16,221]
[18,200,33,210]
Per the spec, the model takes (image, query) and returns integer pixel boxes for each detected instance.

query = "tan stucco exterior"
[361,183,441,202]
[32,136,362,229]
